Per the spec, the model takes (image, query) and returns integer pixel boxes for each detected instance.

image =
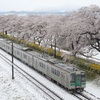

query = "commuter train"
[0,39,86,92]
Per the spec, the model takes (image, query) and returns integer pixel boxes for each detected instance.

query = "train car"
[13,44,33,67]
[28,51,86,92]
[13,44,22,60]
[28,50,43,68]
[21,51,33,66]
[0,39,86,92]
[35,57,47,75]
[0,39,5,50]
[0,39,12,54]
[55,63,86,91]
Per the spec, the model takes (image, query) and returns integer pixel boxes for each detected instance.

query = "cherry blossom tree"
[57,5,100,56]
[0,5,100,57]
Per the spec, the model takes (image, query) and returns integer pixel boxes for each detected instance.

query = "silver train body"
[0,39,86,92]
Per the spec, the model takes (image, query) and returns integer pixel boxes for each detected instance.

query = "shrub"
[56,51,62,59]
[86,71,97,80]
[38,46,45,53]
[89,63,100,71]
[47,48,54,56]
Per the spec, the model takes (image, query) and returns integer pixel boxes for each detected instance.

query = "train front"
[70,71,86,92]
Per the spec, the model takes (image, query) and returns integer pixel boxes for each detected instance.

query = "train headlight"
[81,72,86,82]
[81,72,85,75]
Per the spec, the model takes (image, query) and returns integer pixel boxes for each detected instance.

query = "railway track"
[73,91,100,100]
[73,93,89,100]
[75,92,93,100]
[0,52,63,100]
[83,90,100,100]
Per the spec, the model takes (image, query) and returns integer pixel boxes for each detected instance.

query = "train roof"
[54,63,79,72]
[13,43,33,52]
[28,51,41,56]
[47,58,79,72]
[29,50,79,72]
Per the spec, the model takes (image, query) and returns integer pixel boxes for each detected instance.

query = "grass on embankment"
[0,33,100,80]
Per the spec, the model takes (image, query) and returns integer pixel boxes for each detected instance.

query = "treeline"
[0,5,100,57]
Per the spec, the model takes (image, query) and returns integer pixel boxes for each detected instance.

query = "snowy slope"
[0,58,49,100]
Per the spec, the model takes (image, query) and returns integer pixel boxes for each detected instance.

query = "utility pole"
[3,28,4,39]
[12,41,14,79]
[54,38,56,58]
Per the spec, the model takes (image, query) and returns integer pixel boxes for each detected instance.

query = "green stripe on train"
[81,82,86,85]
[70,83,75,86]
[70,82,86,86]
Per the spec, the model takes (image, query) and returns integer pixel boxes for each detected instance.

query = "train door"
[75,75,81,86]
[31,56,34,68]
[28,56,32,67]
[61,72,66,87]
[34,58,37,69]
[47,64,51,77]
[47,65,49,75]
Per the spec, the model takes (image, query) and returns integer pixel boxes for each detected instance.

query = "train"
[0,38,86,92]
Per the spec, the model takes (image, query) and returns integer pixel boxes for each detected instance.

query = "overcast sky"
[0,0,100,12]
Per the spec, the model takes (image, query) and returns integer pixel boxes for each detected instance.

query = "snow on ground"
[85,79,100,98]
[0,69,34,100]
[0,57,49,100]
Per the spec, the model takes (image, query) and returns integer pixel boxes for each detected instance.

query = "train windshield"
[70,73,75,83]
[81,72,86,82]
[75,75,81,86]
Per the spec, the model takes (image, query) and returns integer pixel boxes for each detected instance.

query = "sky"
[0,0,100,12]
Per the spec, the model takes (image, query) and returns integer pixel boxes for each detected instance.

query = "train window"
[39,62,45,69]
[51,68,54,74]
[23,54,27,59]
[70,73,75,83]
[62,73,65,79]
[81,72,86,82]
[51,68,60,76]
[54,69,56,74]
[57,70,60,76]
[7,46,9,49]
